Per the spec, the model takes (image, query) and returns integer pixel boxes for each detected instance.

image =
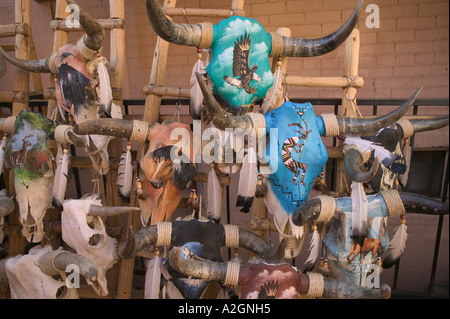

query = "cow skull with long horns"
[0,0,121,176]
[343,117,449,191]
[119,218,279,299]
[73,118,198,226]
[292,190,449,286]
[145,0,364,115]
[196,70,422,257]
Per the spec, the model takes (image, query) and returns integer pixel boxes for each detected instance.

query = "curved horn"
[277,0,363,57]
[324,87,422,137]
[292,197,325,226]
[119,225,159,259]
[398,117,449,136]
[0,46,53,74]
[399,192,448,216]
[195,72,256,131]
[0,53,6,78]
[66,0,104,52]
[145,0,205,47]
[88,205,140,217]
[38,250,98,282]
[236,227,277,260]
[168,246,229,282]
[344,147,380,183]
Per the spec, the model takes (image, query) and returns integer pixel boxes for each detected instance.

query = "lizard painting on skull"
[281,106,312,186]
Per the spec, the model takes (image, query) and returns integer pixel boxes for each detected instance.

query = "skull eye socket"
[149,180,163,189]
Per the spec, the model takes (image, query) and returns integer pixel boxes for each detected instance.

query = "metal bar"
[429,151,449,293]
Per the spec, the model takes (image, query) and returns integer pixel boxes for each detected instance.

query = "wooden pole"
[47,0,69,120]
[336,29,361,195]
[8,0,32,257]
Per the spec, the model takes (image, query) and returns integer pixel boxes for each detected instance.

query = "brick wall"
[1,0,448,100]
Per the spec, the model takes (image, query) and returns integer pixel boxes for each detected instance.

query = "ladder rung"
[50,18,124,32]
[162,7,244,18]
[0,23,31,38]
[286,75,364,89]
[143,84,190,98]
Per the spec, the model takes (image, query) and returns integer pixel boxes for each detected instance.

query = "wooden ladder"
[0,0,44,260]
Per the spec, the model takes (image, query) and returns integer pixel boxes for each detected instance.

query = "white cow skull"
[61,194,138,296]
[3,244,96,299]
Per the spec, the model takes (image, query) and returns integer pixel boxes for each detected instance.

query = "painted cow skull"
[167,239,391,299]
[343,117,449,192]
[145,0,364,114]
[4,111,58,243]
[0,244,97,299]
[119,218,278,299]
[0,0,121,176]
[197,73,422,254]
[292,191,449,286]
[73,118,198,225]
[61,194,139,296]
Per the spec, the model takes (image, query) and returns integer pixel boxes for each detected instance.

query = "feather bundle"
[260,59,283,114]
[206,165,223,222]
[0,136,8,175]
[304,226,320,272]
[189,54,207,120]
[350,181,368,240]
[383,222,408,268]
[345,136,397,168]
[236,146,258,213]
[52,148,70,211]
[398,138,412,188]
[97,58,112,118]
[144,254,162,299]
[117,142,133,202]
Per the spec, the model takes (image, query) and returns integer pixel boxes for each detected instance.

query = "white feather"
[189,58,206,119]
[383,223,408,268]
[206,165,223,221]
[236,146,258,213]
[52,148,70,210]
[264,183,304,239]
[351,181,368,239]
[144,255,162,299]
[398,138,412,187]
[304,227,320,272]
[0,136,8,175]
[260,62,283,114]
[345,136,397,167]
[97,58,112,117]
[117,144,133,202]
